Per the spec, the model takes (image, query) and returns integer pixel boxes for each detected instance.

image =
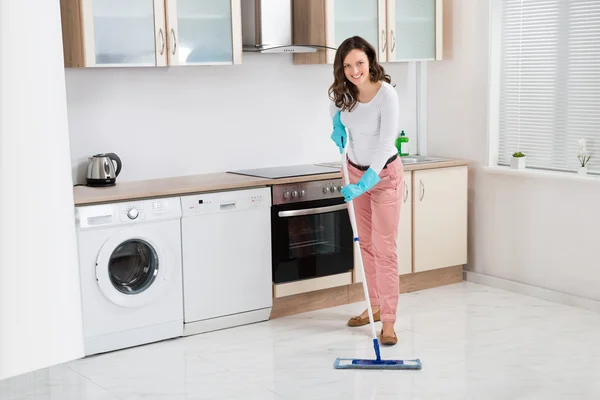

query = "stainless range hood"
[242,0,331,53]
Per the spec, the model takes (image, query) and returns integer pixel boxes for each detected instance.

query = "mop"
[334,141,422,370]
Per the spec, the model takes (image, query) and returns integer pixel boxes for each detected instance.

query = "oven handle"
[278,203,347,218]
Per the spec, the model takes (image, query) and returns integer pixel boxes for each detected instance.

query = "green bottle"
[395,130,409,156]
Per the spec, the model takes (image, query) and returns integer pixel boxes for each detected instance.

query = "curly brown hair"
[328,36,391,112]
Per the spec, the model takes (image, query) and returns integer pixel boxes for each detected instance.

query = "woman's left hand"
[341,168,381,201]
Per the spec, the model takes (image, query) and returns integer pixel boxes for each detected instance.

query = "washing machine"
[75,196,183,356]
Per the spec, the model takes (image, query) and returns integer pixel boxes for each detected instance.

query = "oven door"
[271,197,353,284]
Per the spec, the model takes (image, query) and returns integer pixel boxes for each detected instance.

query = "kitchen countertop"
[73,158,470,206]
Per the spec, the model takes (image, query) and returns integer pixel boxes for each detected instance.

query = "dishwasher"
[180,187,272,336]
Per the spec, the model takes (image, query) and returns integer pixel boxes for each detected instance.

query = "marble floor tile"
[0,364,117,400]
[2,282,600,399]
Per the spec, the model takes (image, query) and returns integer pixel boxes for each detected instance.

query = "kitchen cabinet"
[165,0,241,65]
[60,0,242,68]
[387,0,441,62]
[292,0,442,65]
[413,166,467,273]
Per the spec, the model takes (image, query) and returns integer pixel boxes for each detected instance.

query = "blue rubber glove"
[341,168,381,202]
[330,110,347,154]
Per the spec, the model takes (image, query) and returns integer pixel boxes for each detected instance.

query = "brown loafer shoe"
[379,329,398,346]
[347,309,380,327]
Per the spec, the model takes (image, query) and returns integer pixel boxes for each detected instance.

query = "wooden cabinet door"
[165,0,242,66]
[62,0,167,67]
[413,166,467,272]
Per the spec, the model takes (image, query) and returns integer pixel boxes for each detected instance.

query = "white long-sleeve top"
[329,81,399,175]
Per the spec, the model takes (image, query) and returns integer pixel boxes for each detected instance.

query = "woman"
[328,36,403,346]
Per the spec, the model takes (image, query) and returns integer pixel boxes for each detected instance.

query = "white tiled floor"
[3,281,600,399]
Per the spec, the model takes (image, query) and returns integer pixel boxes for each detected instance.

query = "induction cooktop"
[229,164,340,179]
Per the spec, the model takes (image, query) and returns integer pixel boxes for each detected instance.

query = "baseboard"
[273,272,352,298]
[271,285,349,319]
[464,270,600,313]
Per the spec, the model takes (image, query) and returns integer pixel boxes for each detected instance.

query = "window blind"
[498,0,600,173]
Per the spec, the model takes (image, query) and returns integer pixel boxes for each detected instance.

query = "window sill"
[483,165,600,183]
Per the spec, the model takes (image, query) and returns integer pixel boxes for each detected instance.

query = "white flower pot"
[578,166,588,175]
[510,156,526,169]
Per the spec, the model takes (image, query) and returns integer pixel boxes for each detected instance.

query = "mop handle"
[341,139,379,345]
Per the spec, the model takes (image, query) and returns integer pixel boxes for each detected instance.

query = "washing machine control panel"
[119,199,176,222]
[76,197,182,229]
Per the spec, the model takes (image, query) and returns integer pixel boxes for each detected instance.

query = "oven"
[271,178,353,284]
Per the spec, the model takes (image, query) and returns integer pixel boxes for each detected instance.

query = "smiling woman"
[328,36,391,113]
[327,35,404,345]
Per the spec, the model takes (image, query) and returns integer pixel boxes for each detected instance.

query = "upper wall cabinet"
[292,0,442,65]
[59,0,242,68]
[387,0,440,62]
[166,0,241,66]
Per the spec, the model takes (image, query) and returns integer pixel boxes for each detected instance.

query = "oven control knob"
[299,190,305,197]
[127,208,139,220]
[291,191,298,198]
[283,191,290,199]
[323,187,330,194]
[337,186,343,192]
[331,186,337,192]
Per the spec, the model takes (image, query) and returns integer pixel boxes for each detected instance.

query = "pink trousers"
[343,157,404,323]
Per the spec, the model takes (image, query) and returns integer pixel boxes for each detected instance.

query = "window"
[494,0,600,174]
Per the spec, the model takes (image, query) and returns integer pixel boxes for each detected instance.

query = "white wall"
[65,55,417,183]
[427,0,600,302]
[0,0,84,380]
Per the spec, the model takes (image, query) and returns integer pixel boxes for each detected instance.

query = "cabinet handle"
[381,29,387,52]
[158,28,165,56]
[420,180,425,201]
[391,29,396,52]
[170,28,177,55]
[403,181,408,203]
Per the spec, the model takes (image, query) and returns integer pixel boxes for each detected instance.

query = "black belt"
[347,154,398,172]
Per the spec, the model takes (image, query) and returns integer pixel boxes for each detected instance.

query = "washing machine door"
[95,226,171,308]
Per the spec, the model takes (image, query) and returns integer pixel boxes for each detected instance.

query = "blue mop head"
[333,357,422,370]
[334,339,422,370]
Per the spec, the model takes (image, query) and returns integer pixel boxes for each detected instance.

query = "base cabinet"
[413,166,468,272]
[352,165,467,283]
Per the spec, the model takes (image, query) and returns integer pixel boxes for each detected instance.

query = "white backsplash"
[65,53,417,183]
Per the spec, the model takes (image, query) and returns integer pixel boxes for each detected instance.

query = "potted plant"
[511,151,526,169]
[577,138,591,175]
